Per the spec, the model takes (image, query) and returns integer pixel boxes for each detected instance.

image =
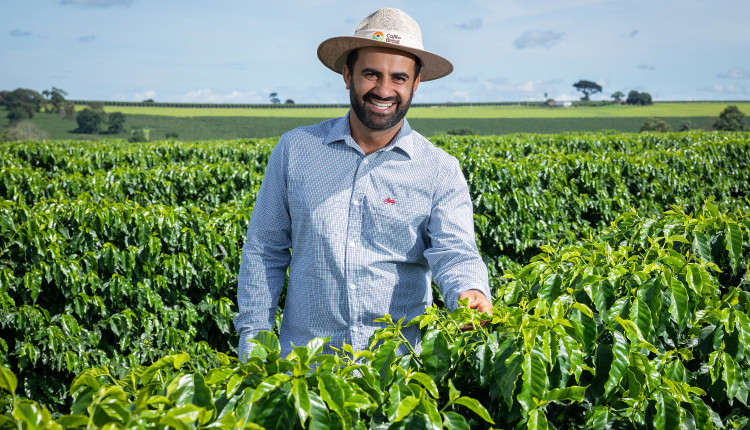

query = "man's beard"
[349,83,414,131]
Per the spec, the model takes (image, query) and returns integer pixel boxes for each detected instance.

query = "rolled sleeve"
[423,157,490,311]
[233,137,292,361]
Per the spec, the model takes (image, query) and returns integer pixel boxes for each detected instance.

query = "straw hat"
[317,7,453,81]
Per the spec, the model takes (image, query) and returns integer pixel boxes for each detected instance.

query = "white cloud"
[134,90,157,101]
[10,29,32,37]
[455,18,482,31]
[718,67,750,79]
[513,30,565,49]
[699,84,747,94]
[175,89,265,104]
[452,91,470,101]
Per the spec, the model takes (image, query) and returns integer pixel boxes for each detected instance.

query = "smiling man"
[234,7,491,360]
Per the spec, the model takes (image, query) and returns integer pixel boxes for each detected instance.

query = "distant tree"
[285,99,295,104]
[626,91,640,105]
[61,101,76,120]
[269,92,281,104]
[1,88,44,119]
[626,90,653,106]
[165,131,179,139]
[87,101,105,114]
[611,91,625,103]
[640,118,671,132]
[107,112,126,134]
[679,120,699,131]
[129,128,148,142]
[713,105,748,131]
[7,107,31,124]
[142,99,155,104]
[3,121,49,141]
[75,108,103,133]
[42,87,67,113]
[572,80,602,101]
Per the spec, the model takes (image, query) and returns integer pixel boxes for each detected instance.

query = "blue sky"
[2,0,749,104]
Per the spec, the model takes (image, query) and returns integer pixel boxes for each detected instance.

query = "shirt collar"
[324,111,415,159]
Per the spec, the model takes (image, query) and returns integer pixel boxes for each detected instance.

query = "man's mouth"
[367,97,397,112]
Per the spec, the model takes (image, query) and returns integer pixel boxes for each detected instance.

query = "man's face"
[343,47,421,132]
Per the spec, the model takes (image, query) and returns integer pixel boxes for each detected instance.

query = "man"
[234,7,491,360]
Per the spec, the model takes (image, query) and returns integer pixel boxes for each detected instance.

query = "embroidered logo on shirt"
[383,197,396,205]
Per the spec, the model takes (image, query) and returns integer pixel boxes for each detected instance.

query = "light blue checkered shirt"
[234,113,490,360]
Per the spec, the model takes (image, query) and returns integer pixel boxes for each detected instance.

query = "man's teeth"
[372,101,393,109]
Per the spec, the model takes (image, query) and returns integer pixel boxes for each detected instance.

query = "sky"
[2,0,750,104]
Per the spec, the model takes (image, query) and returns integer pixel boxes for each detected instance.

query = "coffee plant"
[1,132,748,428]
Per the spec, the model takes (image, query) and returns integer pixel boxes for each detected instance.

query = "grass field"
[89,102,750,119]
[4,102,748,141]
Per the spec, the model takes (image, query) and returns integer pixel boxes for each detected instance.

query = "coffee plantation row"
[1,131,749,429]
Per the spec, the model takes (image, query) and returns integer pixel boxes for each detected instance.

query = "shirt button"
[349,283,356,290]
[348,241,355,248]
[363,159,370,165]
[352,326,359,333]
[353,200,359,206]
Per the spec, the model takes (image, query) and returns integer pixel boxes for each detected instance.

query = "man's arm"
[423,156,492,311]
[233,138,292,361]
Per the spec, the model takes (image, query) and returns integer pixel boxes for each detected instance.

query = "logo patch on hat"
[372,31,384,41]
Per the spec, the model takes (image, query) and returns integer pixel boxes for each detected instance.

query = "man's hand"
[458,289,493,314]
[457,290,492,331]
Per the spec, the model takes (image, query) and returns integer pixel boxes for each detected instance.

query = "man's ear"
[343,65,351,90]
[412,73,421,96]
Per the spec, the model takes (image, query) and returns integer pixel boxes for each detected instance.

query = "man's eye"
[364,73,377,80]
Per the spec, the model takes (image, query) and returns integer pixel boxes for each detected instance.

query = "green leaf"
[454,396,494,424]
[495,351,523,408]
[249,373,292,403]
[372,340,398,391]
[441,411,469,430]
[291,378,311,425]
[722,352,742,402]
[318,371,346,424]
[90,401,131,428]
[630,298,652,342]
[408,372,439,399]
[541,386,586,404]
[604,331,630,397]
[539,274,562,304]
[527,408,549,430]
[253,330,280,353]
[669,280,689,328]
[394,396,420,422]
[725,222,742,273]
[420,330,450,381]
[0,367,18,395]
[418,397,442,430]
[170,373,214,411]
[693,231,713,264]
[518,346,547,413]
[308,391,331,430]
[655,391,681,430]
[589,406,611,430]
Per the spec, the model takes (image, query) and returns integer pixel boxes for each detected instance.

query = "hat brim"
[317,36,453,82]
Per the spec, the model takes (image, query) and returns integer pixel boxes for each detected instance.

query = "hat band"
[352,29,423,50]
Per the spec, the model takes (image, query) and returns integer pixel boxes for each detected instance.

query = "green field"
[91,101,750,119]
[4,102,749,141]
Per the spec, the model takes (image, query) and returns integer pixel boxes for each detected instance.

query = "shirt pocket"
[364,197,429,257]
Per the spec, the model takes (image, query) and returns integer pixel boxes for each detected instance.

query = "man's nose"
[371,79,397,99]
